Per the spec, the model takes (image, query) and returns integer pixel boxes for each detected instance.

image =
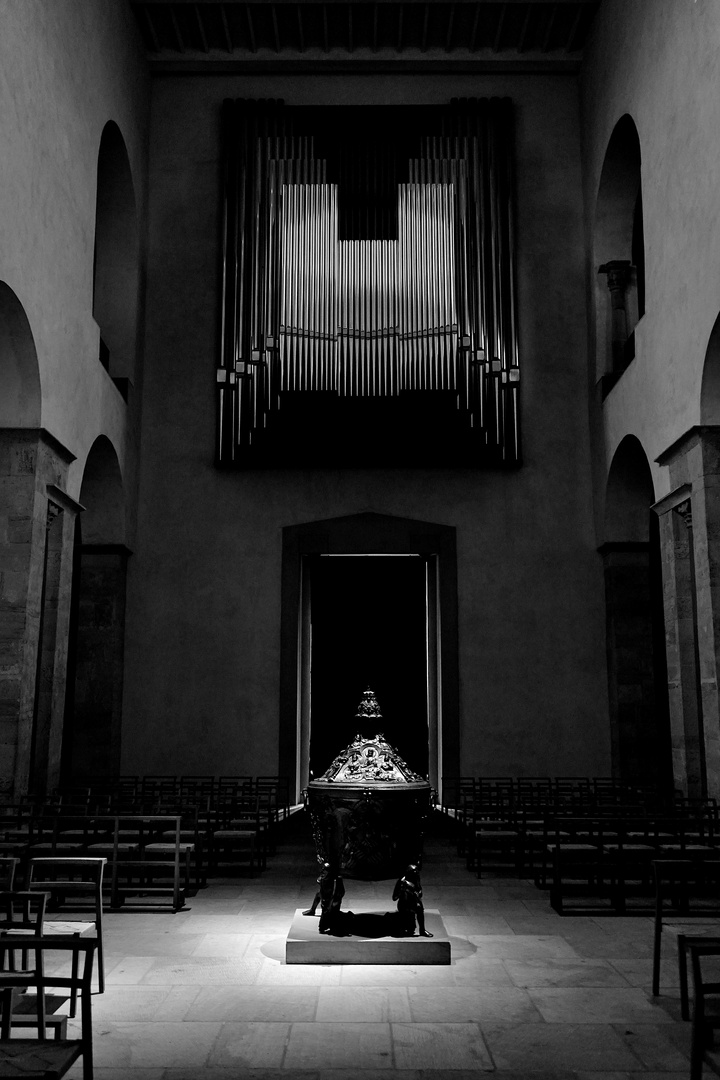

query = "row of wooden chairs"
[0,775,294,888]
[442,775,693,819]
[0,798,280,901]
[18,774,292,818]
[539,811,720,913]
[0,814,205,912]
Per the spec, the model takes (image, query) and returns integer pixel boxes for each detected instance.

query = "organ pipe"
[218,97,520,466]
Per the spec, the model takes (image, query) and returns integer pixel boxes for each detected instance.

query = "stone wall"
[124,72,610,790]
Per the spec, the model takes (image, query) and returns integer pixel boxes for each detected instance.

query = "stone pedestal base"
[286,908,451,965]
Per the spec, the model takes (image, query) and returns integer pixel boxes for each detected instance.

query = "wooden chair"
[0,891,47,987]
[109,815,188,911]
[687,940,720,1080]
[0,935,97,1080]
[0,890,67,1041]
[210,795,264,875]
[25,857,107,998]
[652,858,720,1000]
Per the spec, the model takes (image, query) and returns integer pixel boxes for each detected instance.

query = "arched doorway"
[279,513,459,802]
[308,554,429,780]
[602,436,672,788]
[0,283,43,797]
[62,435,127,785]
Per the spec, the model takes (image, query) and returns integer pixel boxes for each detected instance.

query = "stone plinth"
[286,908,450,965]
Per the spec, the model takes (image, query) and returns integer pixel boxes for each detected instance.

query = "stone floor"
[51,810,720,1078]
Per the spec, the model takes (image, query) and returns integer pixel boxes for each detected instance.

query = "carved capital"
[46,501,64,529]
[599,259,632,296]
[674,498,693,530]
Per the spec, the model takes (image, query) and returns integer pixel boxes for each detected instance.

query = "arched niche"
[593,115,645,386]
[93,122,139,388]
[602,435,671,789]
[604,434,655,543]
[700,310,720,425]
[0,281,41,427]
[64,434,128,785]
[78,435,125,545]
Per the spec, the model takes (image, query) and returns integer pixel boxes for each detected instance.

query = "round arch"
[0,281,41,427]
[700,310,720,425]
[604,434,655,544]
[93,121,139,384]
[595,115,643,269]
[64,434,127,786]
[593,115,645,382]
[78,435,125,545]
[602,434,671,790]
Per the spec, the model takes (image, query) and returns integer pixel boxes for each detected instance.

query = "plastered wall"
[0,0,149,498]
[123,71,611,783]
[581,0,720,511]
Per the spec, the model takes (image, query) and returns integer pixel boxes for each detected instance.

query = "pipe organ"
[217,99,520,467]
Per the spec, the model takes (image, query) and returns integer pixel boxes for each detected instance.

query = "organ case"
[217,99,520,467]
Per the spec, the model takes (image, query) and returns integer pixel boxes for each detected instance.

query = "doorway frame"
[279,512,459,802]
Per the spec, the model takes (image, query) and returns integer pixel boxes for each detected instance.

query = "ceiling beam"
[133,1,597,7]
[147,56,583,73]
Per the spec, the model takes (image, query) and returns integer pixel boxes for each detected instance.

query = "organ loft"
[0,0,719,820]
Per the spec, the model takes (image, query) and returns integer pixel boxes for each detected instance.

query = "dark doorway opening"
[279,512,459,801]
[308,555,428,781]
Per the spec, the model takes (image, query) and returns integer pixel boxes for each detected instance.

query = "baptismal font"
[303,688,433,934]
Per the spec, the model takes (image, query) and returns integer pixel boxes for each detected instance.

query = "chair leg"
[69,932,80,1018]
[691,997,707,1080]
[679,935,691,1021]
[652,908,662,997]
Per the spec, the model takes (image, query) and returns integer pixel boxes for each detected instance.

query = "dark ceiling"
[130,1,600,71]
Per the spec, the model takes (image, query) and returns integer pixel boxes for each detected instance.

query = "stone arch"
[78,435,125,545]
[0,281,41,427]
[700,310,720,425]
[593,115,645,386]
[63,435,128,784]
[93,121,139,388]
[602,436,672,788]
[0,284,44,797]
[604,434,654,543]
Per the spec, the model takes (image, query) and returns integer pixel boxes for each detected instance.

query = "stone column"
[655,427,720,800]
[598,260,632,372]
[654,494,704,796]
[0,430,80,798]
[686,431,720,797]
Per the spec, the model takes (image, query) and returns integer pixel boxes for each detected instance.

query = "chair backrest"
[0,889,47,936]
[26,856,106,895]
[689,941,720,1009]
[0,859,18,891]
